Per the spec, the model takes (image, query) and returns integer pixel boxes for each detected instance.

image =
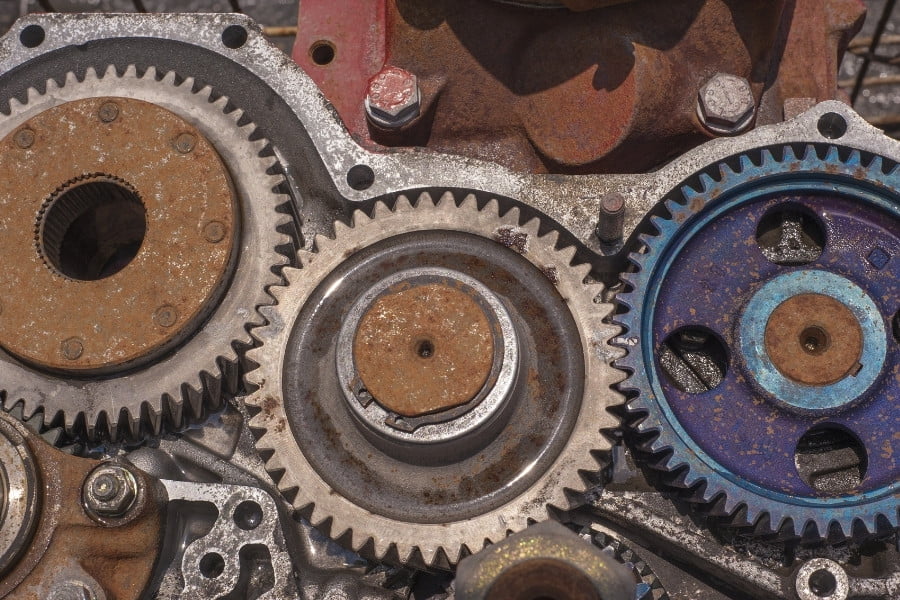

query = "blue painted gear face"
[617,146,900,538]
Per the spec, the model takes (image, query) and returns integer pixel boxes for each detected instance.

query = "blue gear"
[616,145,900,539]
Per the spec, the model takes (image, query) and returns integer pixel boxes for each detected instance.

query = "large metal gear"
[616,144,899,540]
[0,64,291,441]
[245,193,623,566]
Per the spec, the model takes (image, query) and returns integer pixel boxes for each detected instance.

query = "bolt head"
[83,464,139,519]
[14,128,35,149]
[173,132,196,153]
[98,102,119,123]
[203,220,226,243]
[153,305,178,328]
[365,66,421,129]
[61,337,84,360]
[698,73,755,134]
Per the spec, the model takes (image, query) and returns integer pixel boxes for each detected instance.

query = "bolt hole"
[799,326,829,355]
[346,164,375,191]
[19,25,44,48]
[310,40,335,66]
[756,204,825,265]
[795,425,867,494]
[233,500,264,531]
[38,177,147,281]
[658,326,729,394]
[416,339,435,359]
[199,552,226,578]
[221,25,248,49]
[808,568,838,597]
[817,112,848,140]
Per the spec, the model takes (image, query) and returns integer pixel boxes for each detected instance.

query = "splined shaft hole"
[795,425,867,494]
[658,326,729,394]
[38,177,146,280]
[756,204,826,265]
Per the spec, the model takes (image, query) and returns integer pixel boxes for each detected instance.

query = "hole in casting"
[800,326,829,355]
[346,164,375,191]
[817,112,848,139]
[199,552,226,579]
[222,25,248,49]
[658,326,729,394]
[310,41,336,65]
[19,25,44,48]
[233,500,264,531]
[756,204,826,266]
[795,425,867,494]
[416,339,435,359]
[809,568,838,597]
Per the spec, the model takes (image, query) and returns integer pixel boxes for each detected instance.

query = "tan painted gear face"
[245,194,624,567]
[0,97,237,372]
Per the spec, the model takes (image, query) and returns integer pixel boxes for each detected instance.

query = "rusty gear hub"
[245,193,623,567]
[0,66,291,441]
[0,97,237,373]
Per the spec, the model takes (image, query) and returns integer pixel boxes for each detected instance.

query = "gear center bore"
[764,293,863,386]
[336,267,519,451]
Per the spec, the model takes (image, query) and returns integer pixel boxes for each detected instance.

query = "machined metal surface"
[245,195,622,565]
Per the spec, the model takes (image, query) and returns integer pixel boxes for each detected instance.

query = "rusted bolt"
[83,463,139,520]
[13,128,35,149]
[98,101,119,123]
[61,337,84,360]
[154,305,178,328]
[595,192,626,243]
[365,66,421,129]
[173,132,196,153]
[697,73,756,135]
[203,220,226,243]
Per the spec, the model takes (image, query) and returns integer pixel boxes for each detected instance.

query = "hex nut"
[82,463,139,520]
[365,66,421,129]
[697,73,756,135]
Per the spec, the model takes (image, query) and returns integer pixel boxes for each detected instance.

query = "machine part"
[794,558,849,600]
[696,73,756,135]
[0,64,291,440]
[596,192,627,244]
[292,0,864,174]
[161,480,299,600]
[245,193,623,566]
[0,97,236,373]
[82,463,140,521]
[365,65,421,129]
[0,412,162,600]
[590,530,668,600]
[616,144,899,539]
[455,520,635,600]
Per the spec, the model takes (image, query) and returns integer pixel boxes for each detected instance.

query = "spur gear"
[591,531,668,600]
[616,144,899,539]
[245,193,623,566]
[0,65,291,441]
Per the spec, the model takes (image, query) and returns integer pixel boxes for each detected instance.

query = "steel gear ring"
[245,193,623,567]
[0,65,291,441]
[616,144,899,539]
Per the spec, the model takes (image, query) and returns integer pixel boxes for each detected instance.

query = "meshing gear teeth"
[244,192,625,567]
[0,65,292,441]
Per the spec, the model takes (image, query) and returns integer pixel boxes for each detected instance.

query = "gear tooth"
[648,214,675,236]
[554,243,577,266]
[120,64,138,79]
[371,201,391,220]
[482,197,501,216]
[698,172,716,192]
[782,145,798,162]
[437,191,457,208]
[396,194,416,212]
[417,545,438,567]
[572,262,592,281]
[868,154,885,174]
[503,205,522,226]
[26,86,42,105]
[824,145,841,164]
[738,154,755,172]
[846,149,863,168]
[520,216,541,238]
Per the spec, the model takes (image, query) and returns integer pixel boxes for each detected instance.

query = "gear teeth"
[244,192,621,566]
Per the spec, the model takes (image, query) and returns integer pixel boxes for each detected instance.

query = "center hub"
[353,282,495,417]
[764,293,863,386]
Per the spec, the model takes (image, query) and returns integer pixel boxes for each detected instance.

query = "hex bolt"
[697,73,756,135]
[153,305,178,328]
[82,463,139,520]
[595,192,626,243]
[48,582,98,600]
[98,102,119,123]
[173,132,197,154]
[203,220,226,243]
[61,337,84,360]
[13,128,35,149]
[365,66,421,129]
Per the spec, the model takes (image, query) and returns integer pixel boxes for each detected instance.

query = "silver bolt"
[13,128,35,149]
[365,66,421,129]
[82,464,139,519]
[61,337,84,360]
[48,581,97,600]
[173,132,196,153]
[697,73,756,135]
[153,305,178,328]
[98,102,119,123]
[595,192,626,243]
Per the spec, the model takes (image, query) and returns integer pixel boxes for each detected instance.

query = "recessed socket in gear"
[755,203,826,266]
[657,326,729,394]
[795,425,867,494]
